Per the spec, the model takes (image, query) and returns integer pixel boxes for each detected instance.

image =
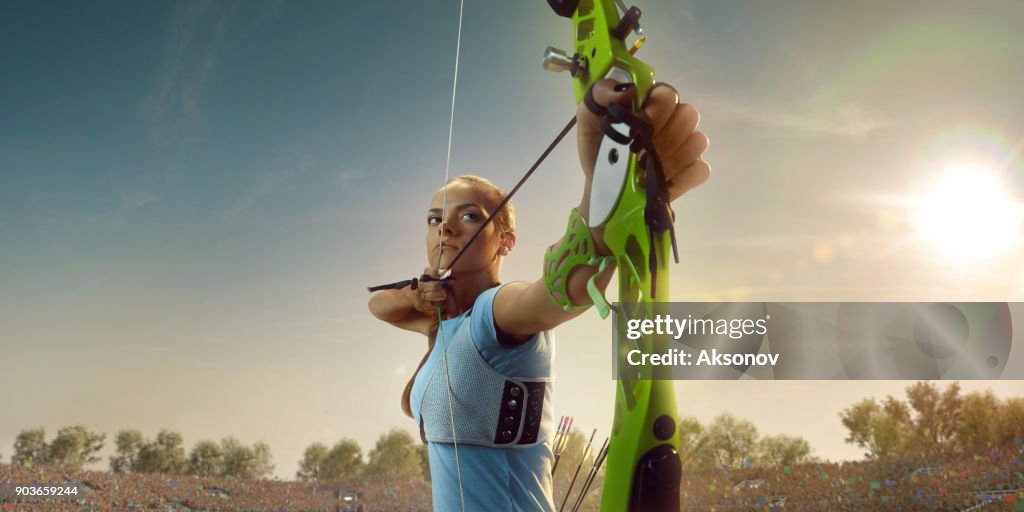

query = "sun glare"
[911,164,1022,262]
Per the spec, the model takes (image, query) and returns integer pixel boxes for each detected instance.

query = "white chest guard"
[415,315,554,448]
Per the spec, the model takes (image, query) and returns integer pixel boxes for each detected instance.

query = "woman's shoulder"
[476,282,541,347]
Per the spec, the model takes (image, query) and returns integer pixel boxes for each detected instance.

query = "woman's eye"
[427,216,441,225]
[460,211,480,222]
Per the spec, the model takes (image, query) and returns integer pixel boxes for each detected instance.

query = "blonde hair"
[400,174,516,418]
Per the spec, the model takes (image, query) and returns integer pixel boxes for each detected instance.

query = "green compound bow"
[543,1,681,510]
[368,1,683,509]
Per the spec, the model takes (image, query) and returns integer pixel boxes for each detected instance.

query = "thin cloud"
[703,94,890,137]
[222,157,316,219]
[330,169,362,188]
[223,169,295,219]
[143,0,225,143]
[120,190,159,213]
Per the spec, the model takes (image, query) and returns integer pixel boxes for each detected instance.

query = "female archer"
[368,79,710,511]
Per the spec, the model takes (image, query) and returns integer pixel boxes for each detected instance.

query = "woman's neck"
[446,267,501,316]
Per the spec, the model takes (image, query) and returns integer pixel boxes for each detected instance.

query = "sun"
[910,163,1023,262]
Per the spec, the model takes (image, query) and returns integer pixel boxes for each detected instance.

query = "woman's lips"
[435,243,459,252]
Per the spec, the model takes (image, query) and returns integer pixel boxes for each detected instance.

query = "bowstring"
[436,0,466,510]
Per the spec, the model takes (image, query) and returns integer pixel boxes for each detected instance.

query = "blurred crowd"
[681,441,1024,511]
[0,463,430,512]
[3,441,1021,511]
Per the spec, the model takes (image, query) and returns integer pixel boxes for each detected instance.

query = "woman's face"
[425,180,504,273]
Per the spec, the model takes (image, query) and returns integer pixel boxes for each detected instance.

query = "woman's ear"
[499,232,516,255]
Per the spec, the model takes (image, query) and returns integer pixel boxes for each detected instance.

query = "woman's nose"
[439,220,456,236]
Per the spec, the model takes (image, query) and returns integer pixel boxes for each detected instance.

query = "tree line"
[678,412,815,471]
[4,382,1021,481]
[8,427,274,479]
[839,381,1024,459]
[3,425,426,486]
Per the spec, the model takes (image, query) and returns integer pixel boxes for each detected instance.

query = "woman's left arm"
[493,79,710,338]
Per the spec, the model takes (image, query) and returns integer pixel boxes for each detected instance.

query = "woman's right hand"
[405,267,450,315]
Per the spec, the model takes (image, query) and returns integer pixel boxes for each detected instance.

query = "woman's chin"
[427,256,453,270]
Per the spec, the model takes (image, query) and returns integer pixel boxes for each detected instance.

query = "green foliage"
[840,398,880,457]
[135,430,188,475]
[12,426,105,470]
[869,411,909,458]
[838,381,1024,460]
[905,381,962,452]
[220,436,275,480]
[956,390,999,451]
[677,415,813,471]
[252,442,275,480]
[416,444,430,483]
[45,426,106,470]
[704,413,759,469]
[110,429,145,473]
[364,429,422,483]
[996,397,1024,445]
[678,416,713,471]
[12,428,48,467]
[188,439,225,477]
[322,439,365,483]
[296,442,329,481]
[840,396,915,459]
[297,438,367,484]
[757,434,812,467]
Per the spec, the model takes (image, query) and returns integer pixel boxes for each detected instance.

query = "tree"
[12,428,47,467]
[136,430,187,475]
[996,397,1024,445]
[936,382,963,446]
[678,417,713,471]
[703,413,758,469]
[45,425,106,470]
[365,429,423,483]
[869,411,909,458]
[221,437,255,479]
[220,437,274,480]
[905,381,961,453]
[322,439,364,483]
[839,398,910,459]
[188,440,225,477]
[416,444,430,482]
[840,398,879,457]
[881,395,911,425]
[297,442,329,481]
[110,429,145,473]
[956,390,999,451]
[757,434,812,466]
[905,382,940,450]
[252,442,275,480]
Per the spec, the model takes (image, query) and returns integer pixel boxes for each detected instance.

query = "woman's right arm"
[369,271,451,336]
[368,287,435,335]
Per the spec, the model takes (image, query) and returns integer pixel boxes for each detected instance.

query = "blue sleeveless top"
[409,284,556,511]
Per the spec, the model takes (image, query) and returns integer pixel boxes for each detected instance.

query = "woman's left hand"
[576,79,710,204]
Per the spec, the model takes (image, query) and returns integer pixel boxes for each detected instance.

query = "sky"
[1,0,1023,480]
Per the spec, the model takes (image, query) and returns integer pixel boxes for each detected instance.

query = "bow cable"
[436,0,467,510]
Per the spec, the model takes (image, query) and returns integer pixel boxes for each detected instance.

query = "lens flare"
[911,164,1023,261]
